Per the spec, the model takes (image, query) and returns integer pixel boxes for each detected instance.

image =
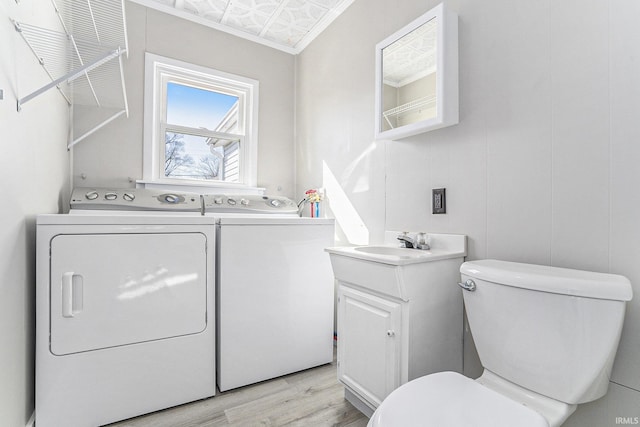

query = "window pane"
[166,82,239,132]
[164,131,239,183]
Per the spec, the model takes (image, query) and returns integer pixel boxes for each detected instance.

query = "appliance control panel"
[70,188,202,212]
[70,188,299,215]
[203,194,298,214]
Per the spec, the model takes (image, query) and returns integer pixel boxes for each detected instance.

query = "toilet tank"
[461,260,632,405]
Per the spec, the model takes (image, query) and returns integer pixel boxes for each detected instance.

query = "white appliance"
[36,189,215,427]
[202,194,335,392]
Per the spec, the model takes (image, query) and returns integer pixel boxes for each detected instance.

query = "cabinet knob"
[387,330,395,337]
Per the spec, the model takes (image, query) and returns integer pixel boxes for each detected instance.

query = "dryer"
[36,189,215,427]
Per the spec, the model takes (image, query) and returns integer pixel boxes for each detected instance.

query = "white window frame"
[141,53,259,191]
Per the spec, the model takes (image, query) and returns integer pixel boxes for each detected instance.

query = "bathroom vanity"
[326,234,467,417]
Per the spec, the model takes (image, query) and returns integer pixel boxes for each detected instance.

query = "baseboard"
[344,388,375,418]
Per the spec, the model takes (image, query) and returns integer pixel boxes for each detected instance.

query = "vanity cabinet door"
[337,285,402,408]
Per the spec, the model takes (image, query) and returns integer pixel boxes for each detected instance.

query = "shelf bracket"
[69,109,126,148]
[16,46,122,111]
[13,20,71,109]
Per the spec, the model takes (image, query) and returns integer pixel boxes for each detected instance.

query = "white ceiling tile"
[263,21,307,46]
[229,0,280,17]
[225,14,268,35]
[278,0,327,27]
[140,0,355,53]
[182,0,211,17]
[307,0,342,9]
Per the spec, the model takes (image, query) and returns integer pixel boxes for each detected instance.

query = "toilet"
[368,259,633,427]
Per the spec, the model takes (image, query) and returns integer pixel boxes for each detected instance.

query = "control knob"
[241,198,249,206]
[85,191,99,200]
[164,194,179,204]
[105,192,117,201]
[123,193,135,202]
[227,198,237,205]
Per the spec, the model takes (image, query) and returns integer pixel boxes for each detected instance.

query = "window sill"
[136,180,266,195]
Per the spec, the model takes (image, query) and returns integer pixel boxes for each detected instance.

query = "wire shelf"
[51,0,128,55]
[14,0,129,147]
[382,95,436,129]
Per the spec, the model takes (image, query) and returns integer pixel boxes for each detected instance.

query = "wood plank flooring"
[108,355,369,427]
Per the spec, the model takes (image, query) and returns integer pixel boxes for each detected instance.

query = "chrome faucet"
[397,232,430,250]
[397,233,416,248]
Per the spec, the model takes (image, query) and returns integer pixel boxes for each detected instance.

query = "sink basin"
[326,235,466,266]
[354,246,431,258]
[325,233,467,300]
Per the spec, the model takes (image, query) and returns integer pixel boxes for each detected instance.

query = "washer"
[36,188,215,427]
[203,195,335,392]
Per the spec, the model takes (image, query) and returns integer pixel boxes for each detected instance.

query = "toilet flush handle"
[458,279,476,292]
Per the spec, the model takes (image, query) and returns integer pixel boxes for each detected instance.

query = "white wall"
[296,0,640,425]
[0,1,70,425]
[72,1,296,197]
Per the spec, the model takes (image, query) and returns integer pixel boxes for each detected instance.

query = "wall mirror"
[375,3,458,140]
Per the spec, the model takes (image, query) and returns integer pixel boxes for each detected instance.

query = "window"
[143,53,259,189]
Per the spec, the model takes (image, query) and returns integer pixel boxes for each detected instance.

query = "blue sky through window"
[166,82,238,129]
[165,82,239,174]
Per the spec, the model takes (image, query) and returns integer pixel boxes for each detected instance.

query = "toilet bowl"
[368,259,632,427]
[368,372,548,427]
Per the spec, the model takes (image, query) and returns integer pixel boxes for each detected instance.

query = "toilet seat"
[367,372,549,427]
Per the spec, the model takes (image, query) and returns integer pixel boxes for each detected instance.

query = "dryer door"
[49,232,208,355]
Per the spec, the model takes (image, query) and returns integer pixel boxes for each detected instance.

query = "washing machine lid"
[369,372,549,427]
[215,216,334,225]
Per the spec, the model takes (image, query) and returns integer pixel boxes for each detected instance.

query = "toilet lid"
[368,372,549,427]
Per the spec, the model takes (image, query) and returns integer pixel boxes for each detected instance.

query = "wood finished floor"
[108,356,369,427]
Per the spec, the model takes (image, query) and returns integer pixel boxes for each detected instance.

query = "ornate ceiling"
[130,0,355,54]
[382,18,437,88]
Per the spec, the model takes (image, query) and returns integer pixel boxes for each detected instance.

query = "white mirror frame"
[374,3,458,141]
